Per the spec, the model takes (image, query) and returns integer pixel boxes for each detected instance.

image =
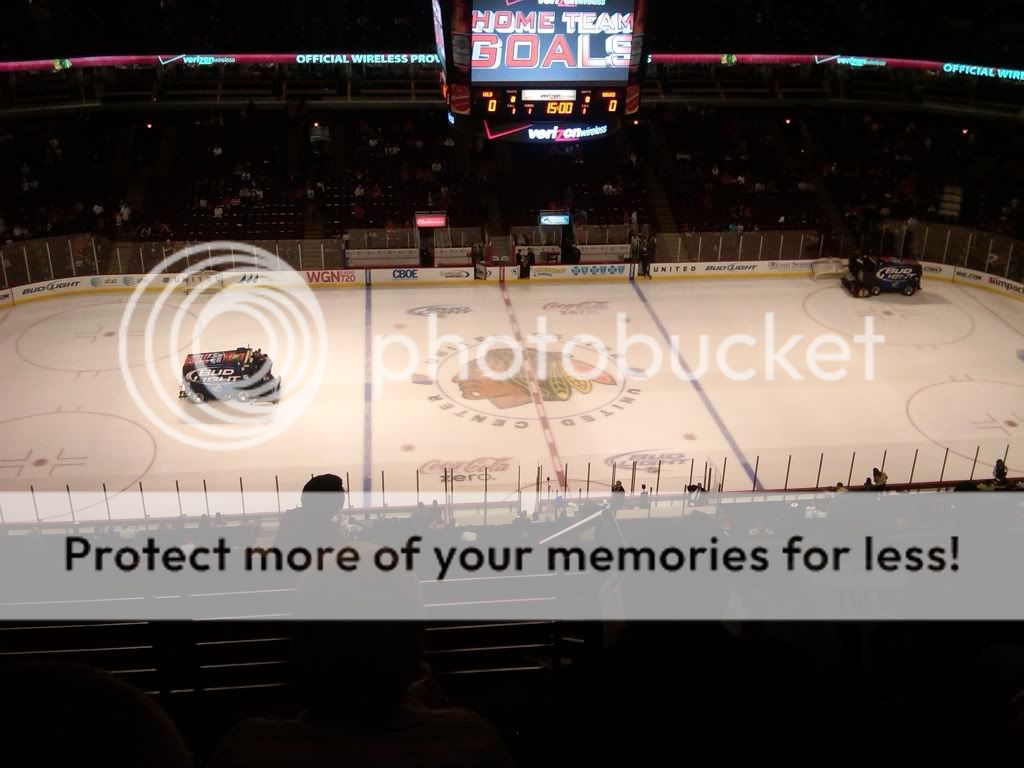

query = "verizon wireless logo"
[528,125,609,142]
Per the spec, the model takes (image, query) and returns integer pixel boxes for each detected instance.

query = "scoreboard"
[435,0,647,134]
[473,87,625,119]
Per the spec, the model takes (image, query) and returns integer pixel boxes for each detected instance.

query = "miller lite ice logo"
[544,300,609,315]
[408,305,472,319]
[606,449,689,475]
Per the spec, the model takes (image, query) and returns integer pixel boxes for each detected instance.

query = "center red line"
[498,282,566,490]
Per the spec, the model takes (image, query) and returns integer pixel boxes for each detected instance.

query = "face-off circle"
[0,412,156,494]
[803,286,975,347]
[17,301,198,373]
[906,380,1024,473]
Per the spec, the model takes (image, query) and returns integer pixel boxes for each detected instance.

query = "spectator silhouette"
[0,661,191,768]
[551,515,827,766]
[274,474,347,553]
[210,542,515,768]
[686,483,706,504]
[610,481,626,512]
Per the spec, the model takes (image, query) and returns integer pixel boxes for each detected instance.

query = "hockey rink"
[0,275,1022,522]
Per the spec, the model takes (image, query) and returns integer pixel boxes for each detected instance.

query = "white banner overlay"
[0,491,1021,621]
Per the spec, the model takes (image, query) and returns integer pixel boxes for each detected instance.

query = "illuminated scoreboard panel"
[473,87,623,119]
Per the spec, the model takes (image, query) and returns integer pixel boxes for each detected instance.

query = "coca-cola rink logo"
[544,301,610,316]
[419,457,513,482]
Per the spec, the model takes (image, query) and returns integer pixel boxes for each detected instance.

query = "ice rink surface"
[0,275,1022,521]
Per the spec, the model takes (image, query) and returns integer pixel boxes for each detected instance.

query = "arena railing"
[881,220,1024,283]
[0,233,114,287]
[654,230,830,263]
[432,227,483,249]
[345,228,417,250]
[0,443,1017,530]
[575,224,650,245]
[0,236,353,286]
[4,224,1022,290]
[653,225,1024,280]
[116,239,349,273]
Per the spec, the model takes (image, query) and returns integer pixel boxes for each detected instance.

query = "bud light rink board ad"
[471,0,635,84]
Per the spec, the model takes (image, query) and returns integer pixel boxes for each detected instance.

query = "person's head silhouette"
[301,474,345,519]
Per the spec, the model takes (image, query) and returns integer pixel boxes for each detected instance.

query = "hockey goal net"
[810,258,847,280]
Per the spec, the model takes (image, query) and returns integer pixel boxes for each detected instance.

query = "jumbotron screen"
[470,0,636,85]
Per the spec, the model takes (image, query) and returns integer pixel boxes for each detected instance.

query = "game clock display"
[473,87,622,119]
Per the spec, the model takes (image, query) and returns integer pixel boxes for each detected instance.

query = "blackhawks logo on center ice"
[423,339,644,430]
[453,346,617,410]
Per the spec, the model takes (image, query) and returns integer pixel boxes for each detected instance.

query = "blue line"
[630,281,762,490]
[363,279,373,496]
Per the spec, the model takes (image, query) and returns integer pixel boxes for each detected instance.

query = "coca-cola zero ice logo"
[419,457,513,482]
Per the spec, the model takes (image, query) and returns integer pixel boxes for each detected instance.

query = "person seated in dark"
[0,661,191,768]
[210,545,515,768]
[274,474,347,553]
